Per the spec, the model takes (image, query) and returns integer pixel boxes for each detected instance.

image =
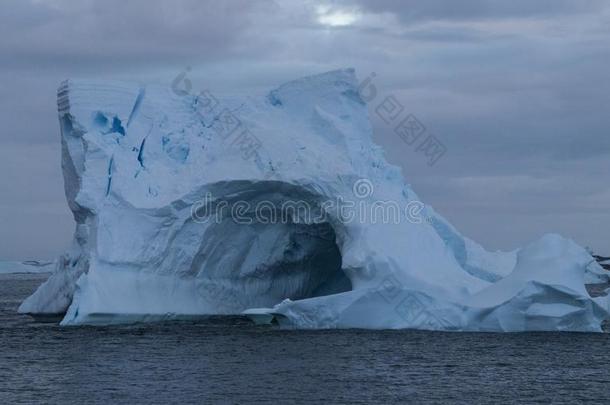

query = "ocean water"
[1,273,610,404]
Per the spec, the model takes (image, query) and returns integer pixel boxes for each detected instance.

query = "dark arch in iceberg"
[187,180,353,314]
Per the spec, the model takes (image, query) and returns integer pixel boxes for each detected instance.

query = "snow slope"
[19,69,610,330]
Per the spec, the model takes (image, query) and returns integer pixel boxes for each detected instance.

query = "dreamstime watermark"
[190,178,429,226]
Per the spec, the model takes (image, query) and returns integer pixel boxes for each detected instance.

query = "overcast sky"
[1,0,609,260]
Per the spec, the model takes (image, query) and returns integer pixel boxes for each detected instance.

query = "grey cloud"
[0,0,609,258]
[0,0,276,71]
[350,0,606,22]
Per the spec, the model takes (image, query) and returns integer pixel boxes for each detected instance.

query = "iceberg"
[20,69,609,331]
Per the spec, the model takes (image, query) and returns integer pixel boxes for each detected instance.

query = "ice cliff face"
[20,69,610,330]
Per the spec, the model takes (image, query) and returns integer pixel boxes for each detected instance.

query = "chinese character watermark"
[171,67,266,165]
[357,72,448,166]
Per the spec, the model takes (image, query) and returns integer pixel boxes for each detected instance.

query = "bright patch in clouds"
[316,5,360,27]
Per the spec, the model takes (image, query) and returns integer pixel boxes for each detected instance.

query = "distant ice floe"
[0,261,54,274]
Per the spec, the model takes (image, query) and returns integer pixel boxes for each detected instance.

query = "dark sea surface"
[1,273,610,404]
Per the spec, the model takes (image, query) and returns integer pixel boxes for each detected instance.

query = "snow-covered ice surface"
[19,69,610,331]
[0,261,54,274]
